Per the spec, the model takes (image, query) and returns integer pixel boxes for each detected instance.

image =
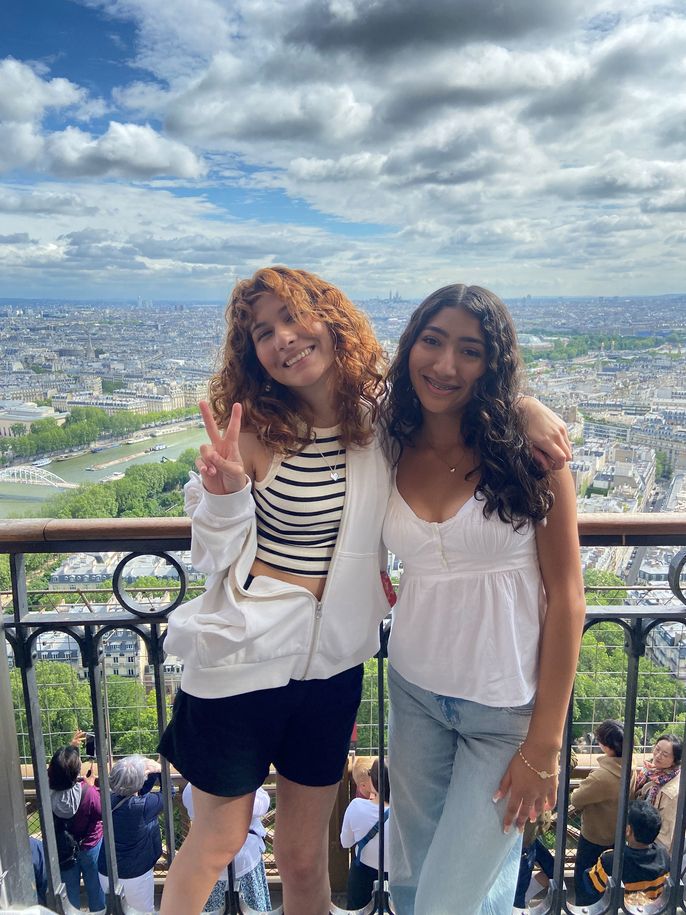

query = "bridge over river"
[0,466,80,489]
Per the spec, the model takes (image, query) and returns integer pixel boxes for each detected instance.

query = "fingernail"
[492,793,501,803]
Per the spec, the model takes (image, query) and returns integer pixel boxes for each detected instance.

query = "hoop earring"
[264,380,272,393]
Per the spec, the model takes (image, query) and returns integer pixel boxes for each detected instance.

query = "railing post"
[0,620,36,907]
[603,617,645,914]
[548,695,574,914]
[84,627,126,915]
[667,550,686,915]
[12,552,75,915]
[150,624,176,867]
[372,622,393,915]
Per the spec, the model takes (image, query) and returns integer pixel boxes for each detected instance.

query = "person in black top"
[583,800,670,903]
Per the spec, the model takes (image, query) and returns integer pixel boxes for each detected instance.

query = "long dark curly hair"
[382,284,553,526]
[209,266,385,452]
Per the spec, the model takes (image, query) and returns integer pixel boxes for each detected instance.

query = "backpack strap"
[111,796,129,814]
[354,808,390,864]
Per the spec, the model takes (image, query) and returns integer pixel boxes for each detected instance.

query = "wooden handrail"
[1,512,685,546]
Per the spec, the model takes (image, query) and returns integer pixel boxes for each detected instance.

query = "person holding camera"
[97,755,165,913]
[47,733,105,911]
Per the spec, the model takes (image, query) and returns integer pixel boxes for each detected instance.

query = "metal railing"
[1,514,686,914]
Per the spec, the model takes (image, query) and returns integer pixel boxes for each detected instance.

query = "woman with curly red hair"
[158,267,570,915]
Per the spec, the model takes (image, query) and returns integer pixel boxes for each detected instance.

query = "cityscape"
[2,293,686,710]
[3,0,686,909]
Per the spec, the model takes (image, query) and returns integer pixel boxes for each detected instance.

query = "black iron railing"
[1,514,686,914]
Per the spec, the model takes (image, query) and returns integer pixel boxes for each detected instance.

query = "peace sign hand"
[196,401,246,495]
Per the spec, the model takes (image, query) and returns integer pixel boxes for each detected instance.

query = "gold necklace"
[425,441,466,474]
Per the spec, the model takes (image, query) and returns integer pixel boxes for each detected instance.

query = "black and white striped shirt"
[253,428,346,577]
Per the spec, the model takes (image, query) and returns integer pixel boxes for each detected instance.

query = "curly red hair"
[208,266,385,452]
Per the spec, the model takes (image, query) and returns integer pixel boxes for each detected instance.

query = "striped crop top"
[252,427,346,577]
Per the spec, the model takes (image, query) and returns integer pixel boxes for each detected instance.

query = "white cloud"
[1,0,685,296]
[0,56,204,180]
[0,58,85,122]
[45,122,205,178]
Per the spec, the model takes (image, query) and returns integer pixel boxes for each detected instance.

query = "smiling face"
[652,739,676,770]
[408,305,487,419]
[250,292,336,394]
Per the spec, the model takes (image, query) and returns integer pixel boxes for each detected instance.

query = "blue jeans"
[62,839,106,912]
[388,665,532,915]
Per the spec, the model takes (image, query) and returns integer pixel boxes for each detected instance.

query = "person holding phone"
[48,740,105,911]
[157,267,572,915]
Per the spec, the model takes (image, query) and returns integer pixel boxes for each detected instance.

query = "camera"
[85,733,96,758]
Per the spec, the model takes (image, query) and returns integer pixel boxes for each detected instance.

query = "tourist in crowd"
[583,800,670,903]
[30,837,48,906]
[341,758,390,909]
[157,266,570,914]
[570,719,624,905]
[97,755,164,913]
[632,733,682,853]
[351,755,376,799]
[182,781,272,912]
[48,741,105,911]
[380,283,586,914]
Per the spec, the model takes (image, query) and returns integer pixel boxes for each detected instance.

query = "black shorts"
[158,664,364,797]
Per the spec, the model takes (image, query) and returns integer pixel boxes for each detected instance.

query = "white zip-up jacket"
[165,435,392,698]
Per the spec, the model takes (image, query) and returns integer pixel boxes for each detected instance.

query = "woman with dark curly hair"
[158,268,570,915]
[381,284,586,915]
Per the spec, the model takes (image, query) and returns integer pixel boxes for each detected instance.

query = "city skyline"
[1,1,686,300]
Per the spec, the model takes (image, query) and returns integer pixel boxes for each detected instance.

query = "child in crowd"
[583,800,670,903]
[341,759,390,910]
[351,756,376,799]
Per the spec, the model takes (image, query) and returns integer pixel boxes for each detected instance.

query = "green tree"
[355,659,388,754]
[584,569,627,605]
[0,555,10,593]
[656,451,673,482]
[10,661,93,760]
[106,678,161,756]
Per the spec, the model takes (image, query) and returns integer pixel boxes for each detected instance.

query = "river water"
[0,425,207,519]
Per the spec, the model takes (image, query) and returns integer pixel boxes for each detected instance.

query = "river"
[0,425,207,519]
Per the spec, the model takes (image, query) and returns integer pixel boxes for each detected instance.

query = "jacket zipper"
[300,443,354,679]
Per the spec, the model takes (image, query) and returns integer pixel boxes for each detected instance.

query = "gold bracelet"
[517,743,558,780]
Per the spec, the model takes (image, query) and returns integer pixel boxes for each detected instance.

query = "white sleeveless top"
[382,479,546,707]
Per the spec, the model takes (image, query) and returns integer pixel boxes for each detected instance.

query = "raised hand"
[196,401,246,495]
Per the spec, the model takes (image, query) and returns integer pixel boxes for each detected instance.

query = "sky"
[0,0,685,301]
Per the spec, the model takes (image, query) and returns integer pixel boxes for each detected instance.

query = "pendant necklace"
[426,441,466,474]
[312,433,344,481]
